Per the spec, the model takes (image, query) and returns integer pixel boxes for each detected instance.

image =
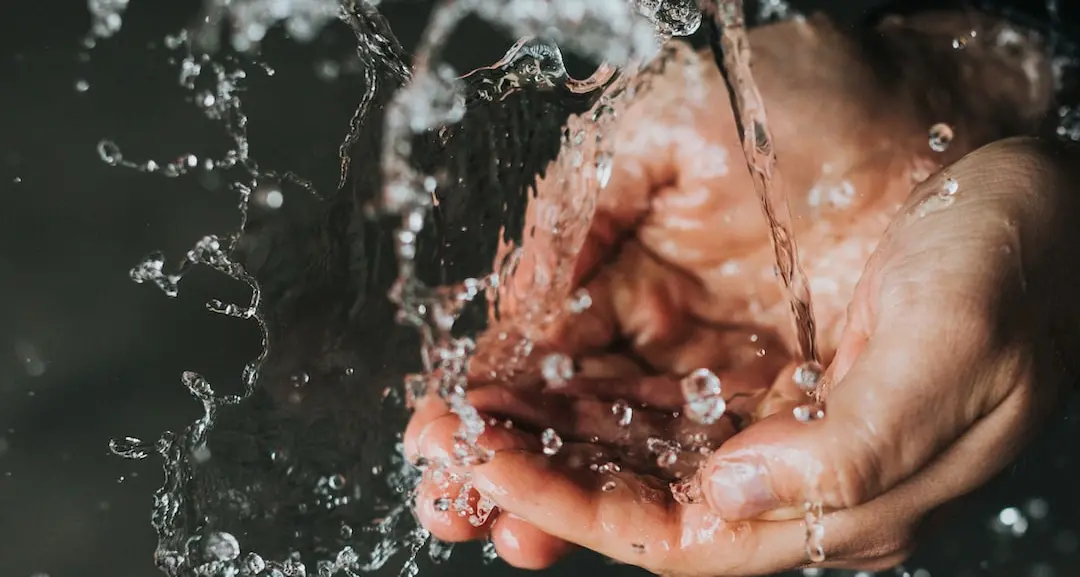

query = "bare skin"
[404,11,1080,575]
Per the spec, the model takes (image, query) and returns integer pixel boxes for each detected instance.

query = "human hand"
[404,11,1075,575]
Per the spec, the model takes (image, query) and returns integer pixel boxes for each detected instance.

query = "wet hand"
[403,12,1074,575]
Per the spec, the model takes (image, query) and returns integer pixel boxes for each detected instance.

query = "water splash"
[374,7,676,572]
[86,0,130,43]
[94,1,704,575]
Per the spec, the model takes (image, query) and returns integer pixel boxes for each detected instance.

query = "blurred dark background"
[1,1,1079,576]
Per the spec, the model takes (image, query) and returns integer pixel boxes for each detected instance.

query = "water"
[86,0,815,568]
[680,368,726,425]
[86,0,1080,574]
[89,1,701,574]
[703,0,820,374]
[702,0,826,561]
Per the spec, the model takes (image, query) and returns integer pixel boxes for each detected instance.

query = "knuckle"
[829,462,873,510]
[853,518,918,568]
[824,417,884,509]
[417,414,462,461]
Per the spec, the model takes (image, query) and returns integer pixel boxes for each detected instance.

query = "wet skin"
[404,11,1080,575]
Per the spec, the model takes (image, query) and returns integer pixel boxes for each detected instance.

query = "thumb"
[702,307,1004,521]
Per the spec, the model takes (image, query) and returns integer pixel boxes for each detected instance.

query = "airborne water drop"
[680,368,725,424]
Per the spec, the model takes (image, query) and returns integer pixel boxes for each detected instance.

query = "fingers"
[491,513,576,569]
[472,448,819,575]
[410,408,574,569]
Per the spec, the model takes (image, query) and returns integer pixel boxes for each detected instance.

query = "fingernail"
[708,459,777,520]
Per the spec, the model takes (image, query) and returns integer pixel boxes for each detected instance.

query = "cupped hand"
[404,11,1076,575]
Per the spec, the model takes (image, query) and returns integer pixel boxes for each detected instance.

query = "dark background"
[1,1,1079,576]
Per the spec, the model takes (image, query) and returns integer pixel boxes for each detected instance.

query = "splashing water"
[375,5,704,570]
[92,0,1080,571]
[86,0,130,43]
[88,0,718,575]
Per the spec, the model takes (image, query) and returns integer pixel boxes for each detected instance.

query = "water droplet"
[804,501,826,562]
[468,495,496,527]
[97,139,123,165]
[567,288,593,314]
[481,540,499,563]
[86,0,128,40]
[657,450,678,468]
[541,428,563,456]
[670,476,703,504]
[108,436,151,460]
[601,480,618,492]
[1025,497,1050,520]
[327,474,346,491]
[433,497,451,512]
[315,59,340,81]
[928,123,954,152]
[756,0,795,22]
[404,373,429,407]
[647,437,680,468]
[203,531,240,561]
[191,445,211,463]
[595,151,613,188]
[640,0,702,37]
[181,371,213,400]
[244,552,266,573]
[253,186,284,209]
[943,177,959,195]
[680,368,725,424]
[952,29,975,49]
[994,506,1030,537]
[541,353,574,388]
[792,361,823,393]
[595,461,621,474]
[75,79,90,92]
[793,404,825,423]
[14,340,46,377]
[611,399,633,427]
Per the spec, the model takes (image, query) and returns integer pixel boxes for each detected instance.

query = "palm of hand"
[404,15,1037,575]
